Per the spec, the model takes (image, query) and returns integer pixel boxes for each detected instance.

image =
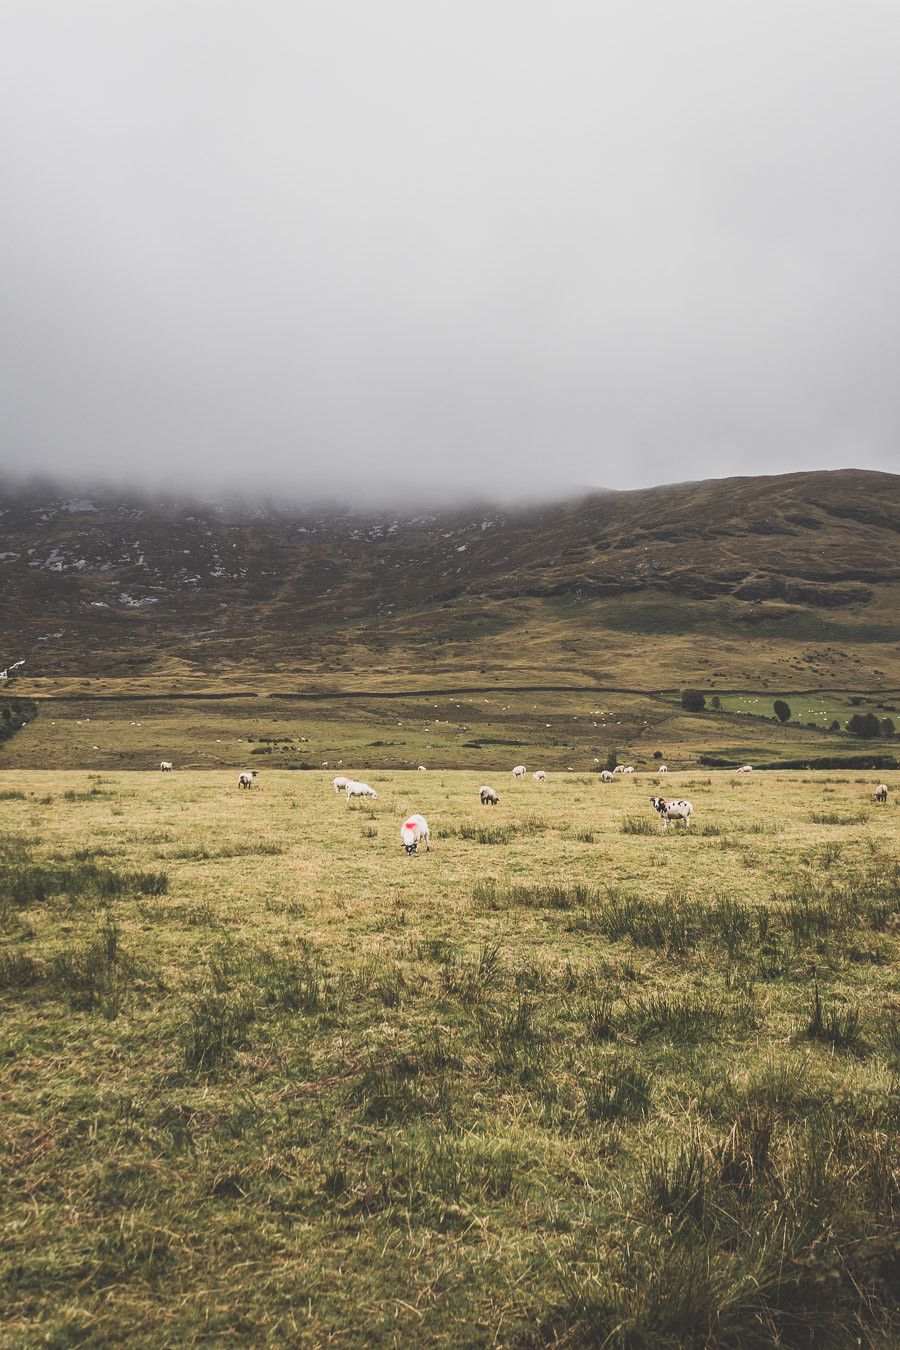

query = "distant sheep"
[511,765,526,778]
[736,765,753,774]
[658,765,667,774]
[612,765,626,774]
[238,770,257,789]
[417,765,428,772]
[160,761,173,772]
[346,781,377,800]
[401,813,430,854]
[650,796,692,829]
[332,775,352,793]
[599,770,614,783]
[623,766,634,775]
[875,783,888,803]
[533,770,546,782]
[480,785,499,806]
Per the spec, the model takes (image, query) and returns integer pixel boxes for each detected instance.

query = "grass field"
[1,766,898,1345]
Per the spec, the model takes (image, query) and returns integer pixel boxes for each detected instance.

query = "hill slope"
[1,468,898,693]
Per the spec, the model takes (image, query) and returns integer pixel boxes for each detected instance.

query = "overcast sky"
[1,2,898,504]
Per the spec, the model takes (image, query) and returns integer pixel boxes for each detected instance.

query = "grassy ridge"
[0,768,897,1344]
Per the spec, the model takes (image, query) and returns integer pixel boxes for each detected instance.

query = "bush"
[710,695,721,710]
[881,718,895,738]
[847,712,881,738]
[681,689,706,713]
[773,700,791,723]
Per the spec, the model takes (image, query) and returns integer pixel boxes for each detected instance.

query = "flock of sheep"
[156,760,891,856]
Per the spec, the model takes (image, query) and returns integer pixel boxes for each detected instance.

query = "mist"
[1,2,899,505]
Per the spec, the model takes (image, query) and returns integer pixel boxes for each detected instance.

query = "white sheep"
[238,770,257,789]
[533,770,546,782]
[599,770,614,783]
[658,765,667,774]
[612,765,626,774]
[332,775,352,793]
[160,761,173,772]
[401,813,430,854]
[623,766,634,775]
[511,765,526,778]
[736,765,753,773]
[346,781,377,800]
[875,783,888,803]
[417,765,428,772]
[650,796,692,829]
[480,785,499,806]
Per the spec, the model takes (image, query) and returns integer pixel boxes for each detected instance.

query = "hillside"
[1,468,898,695]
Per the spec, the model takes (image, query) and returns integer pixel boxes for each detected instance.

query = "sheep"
[332,775,352,794]
[736,765,753,773]
[511,765,526,778]
[658,765,667,774]
[599,770,614,782]
[480,785,499,806]
[417,765,428,771]
[401,813,430,854]
[533,770,546,782]
[875,783,888,803]
[160,761,173,772]
[238,770,257,789]
[346,781,377,800]
[612,765,626,774]
[650,796,692,829]
[623,765,634,775]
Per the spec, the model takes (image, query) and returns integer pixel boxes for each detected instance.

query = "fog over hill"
[1,469,897,691]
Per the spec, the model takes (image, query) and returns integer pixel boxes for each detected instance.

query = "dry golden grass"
[0,767,897,1345]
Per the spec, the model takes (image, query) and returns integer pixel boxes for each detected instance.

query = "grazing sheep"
[623,766,634,775]
[238,770,257,789]
[160,761,173,772]
[875,783,888,803]
[480,785,499,806]
[658,765,667,774]
[533,770,546,782]
[650,796,692,829]
[332,775,352,793]
[401,813,430,854]
[736,765,753,774]
[612,765,626,774]
[417,765,428,771]
[346,781,377,800]
[599,770,614,783]
[511,765,526,778]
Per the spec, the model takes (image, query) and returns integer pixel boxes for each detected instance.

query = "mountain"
[1,469,898,693]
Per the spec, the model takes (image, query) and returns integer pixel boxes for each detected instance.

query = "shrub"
[773,699,791,723]
[847,712,881,738]
[681,689,706,713]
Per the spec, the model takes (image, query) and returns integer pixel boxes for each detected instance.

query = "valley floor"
[0,769,897,1345]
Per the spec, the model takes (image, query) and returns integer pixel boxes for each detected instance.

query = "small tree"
[710,695,721,710]
[847,712,881,738]
[652,750,663,760]
[605,747,619,772]
[829,719,840,732]
[681,689,706,713]
[881,718,895,738]
[773,699,791,723]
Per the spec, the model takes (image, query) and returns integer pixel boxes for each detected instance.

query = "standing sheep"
[650,796,692,829]
[346,781,377,800]
[400,813,430,854]
[160,761,173,772]
[658,765,667,774]
[533,770,546,782]
[511,765,526,779]
[480,786,499,806]
[332,775,352,793]
[237,770,257,789]
[599,770,614,783]
[875,783,888,803]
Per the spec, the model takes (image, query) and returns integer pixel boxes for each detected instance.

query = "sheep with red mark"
[401,813,430,855]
